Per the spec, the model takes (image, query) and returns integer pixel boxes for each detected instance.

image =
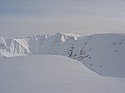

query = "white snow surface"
[0,55,125,93]
[0,33,125,77]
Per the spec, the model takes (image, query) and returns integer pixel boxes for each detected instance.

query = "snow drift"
[0,55,125,93]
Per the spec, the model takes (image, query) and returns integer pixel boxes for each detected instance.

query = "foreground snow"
[0,55,125,93]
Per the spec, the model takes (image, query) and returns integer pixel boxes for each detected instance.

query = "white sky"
[0,0,125,36]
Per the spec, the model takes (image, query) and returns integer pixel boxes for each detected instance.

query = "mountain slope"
[0,33,125,77]
[0,55,125,93]
[50,33,125,77]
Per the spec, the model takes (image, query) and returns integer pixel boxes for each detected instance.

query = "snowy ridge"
[0,32,79,55]
[0,32,125,77]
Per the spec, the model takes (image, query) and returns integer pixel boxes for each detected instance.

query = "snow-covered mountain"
[0,32,125,77]
[0,32,79,55]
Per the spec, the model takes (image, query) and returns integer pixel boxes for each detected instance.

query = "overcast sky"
[0,0,125,36]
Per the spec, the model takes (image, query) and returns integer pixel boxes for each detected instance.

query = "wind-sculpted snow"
[1,55,125,93]
[0,32,125,77]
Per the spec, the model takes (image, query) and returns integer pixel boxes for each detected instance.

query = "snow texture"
[0,55,125,93]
